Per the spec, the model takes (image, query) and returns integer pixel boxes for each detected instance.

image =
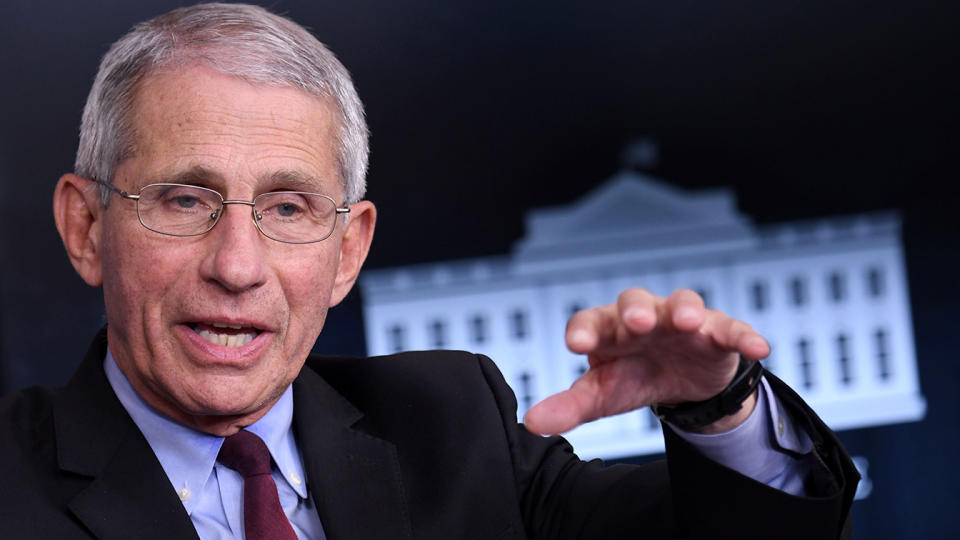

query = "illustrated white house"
[359,169,926,460]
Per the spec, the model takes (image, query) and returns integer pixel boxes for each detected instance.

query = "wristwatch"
[650,356,764,431]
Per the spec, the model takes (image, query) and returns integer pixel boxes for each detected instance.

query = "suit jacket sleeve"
[471,354,859,540]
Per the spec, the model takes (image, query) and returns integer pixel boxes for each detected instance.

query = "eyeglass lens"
[135,184,339,243]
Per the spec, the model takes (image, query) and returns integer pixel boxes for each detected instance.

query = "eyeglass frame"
[89,178,351,244]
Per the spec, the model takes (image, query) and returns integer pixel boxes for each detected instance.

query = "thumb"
[523,388,596,436]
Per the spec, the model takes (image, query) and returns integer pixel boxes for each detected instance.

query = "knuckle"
[618,287,650,303]
[670,288,697,302]
[730,319,755,336]
[665,289,704,313]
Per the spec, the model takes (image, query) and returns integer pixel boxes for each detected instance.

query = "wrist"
[651,356,764,432]
[687,388,758,434]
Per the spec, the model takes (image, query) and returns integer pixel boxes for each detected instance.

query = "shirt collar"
[103,348,309,515]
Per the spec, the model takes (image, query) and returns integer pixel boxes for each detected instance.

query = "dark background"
[1,1,957,537]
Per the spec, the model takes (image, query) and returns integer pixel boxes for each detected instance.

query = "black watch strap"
[650,356,764,431]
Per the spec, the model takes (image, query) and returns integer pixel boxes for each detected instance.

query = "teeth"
[196,328,257,347]
[212,322,243,329]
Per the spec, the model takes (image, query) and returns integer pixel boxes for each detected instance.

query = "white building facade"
[360,172,926,460]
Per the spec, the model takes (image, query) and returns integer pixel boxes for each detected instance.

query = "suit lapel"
[55,331,412,539]
[54,330,199,540]
[293,367,412,540]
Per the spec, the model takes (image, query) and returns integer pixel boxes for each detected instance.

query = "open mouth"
[190,322,262,348]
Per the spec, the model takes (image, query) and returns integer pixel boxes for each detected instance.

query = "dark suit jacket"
[0,331,858,539]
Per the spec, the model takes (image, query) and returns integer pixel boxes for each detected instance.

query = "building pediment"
[514,171,754,261]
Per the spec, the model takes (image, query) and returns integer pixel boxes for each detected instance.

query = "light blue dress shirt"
[105,349,812,539]
[104,350,326,540]
[669,377,815,494]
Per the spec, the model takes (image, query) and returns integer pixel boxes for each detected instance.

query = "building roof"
[513,171,755,267]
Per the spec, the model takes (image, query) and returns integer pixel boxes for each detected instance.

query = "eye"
[152,185,216,212]
[171,195,201,209]
[274,202,302,217]
[260,193,309,219]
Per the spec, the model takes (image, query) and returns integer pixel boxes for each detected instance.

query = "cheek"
[277,250,339,330]
[101,222,144,315]
[288,268,334,316]
[101,223,191,324]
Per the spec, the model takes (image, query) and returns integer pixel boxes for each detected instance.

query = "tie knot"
[218,430,272,478]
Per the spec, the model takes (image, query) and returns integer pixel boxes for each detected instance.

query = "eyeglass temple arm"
[91,178,140,200]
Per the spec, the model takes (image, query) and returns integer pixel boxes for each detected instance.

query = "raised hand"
[523,288,770,436]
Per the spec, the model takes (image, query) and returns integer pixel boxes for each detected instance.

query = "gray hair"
[75,2,368,204]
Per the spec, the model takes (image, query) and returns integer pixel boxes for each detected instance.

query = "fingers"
[566,289,660,354]
[663,288,768,358]
[525,360,653,435]
[565,304,618,354]
[616,288,658,333]
[566,288,710,354]
[617,287,707,334]
[665,289,706,332]
[544,287,772,434]
[566,288,769,359]
[709,314,770,360]
[523,389,591,436]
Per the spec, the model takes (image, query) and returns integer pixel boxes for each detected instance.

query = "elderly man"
[0,3,857,539]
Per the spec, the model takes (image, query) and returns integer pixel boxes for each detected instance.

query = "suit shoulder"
[0,385,59,482]
[306,349,494,384]
[303,350,511,416]
[0,385,57,433]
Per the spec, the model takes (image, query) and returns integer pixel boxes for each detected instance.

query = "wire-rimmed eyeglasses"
[90,179,350,244]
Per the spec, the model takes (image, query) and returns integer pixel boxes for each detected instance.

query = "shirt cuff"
[665,375,814,495]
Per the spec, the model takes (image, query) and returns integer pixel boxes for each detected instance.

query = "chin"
[172,381,273,418]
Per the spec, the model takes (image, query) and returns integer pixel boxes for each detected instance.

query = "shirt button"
[178,487,191,502]
[290,473,303,486]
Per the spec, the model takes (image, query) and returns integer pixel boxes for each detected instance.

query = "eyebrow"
[154,165,223,188]
[151,166,329,195]
[260,170,327,194]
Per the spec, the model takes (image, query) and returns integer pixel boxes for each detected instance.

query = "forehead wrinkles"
[118,71,343,198]
[136,87,330,154]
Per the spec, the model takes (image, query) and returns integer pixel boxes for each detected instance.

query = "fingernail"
[624,308,649,325]
[570,329,592,346]
[675,307,698,322]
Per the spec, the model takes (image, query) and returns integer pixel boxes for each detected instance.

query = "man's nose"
[199,202,268,293]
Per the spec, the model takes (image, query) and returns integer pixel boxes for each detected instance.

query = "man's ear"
[53,174,104,287]
[330,200,376,306]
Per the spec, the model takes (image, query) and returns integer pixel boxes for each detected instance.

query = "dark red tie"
[218,430,299,540]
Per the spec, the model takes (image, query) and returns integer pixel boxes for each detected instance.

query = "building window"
[518,371,534,411]
[875,328,891,380]
[762,343,775,373]
[836,333,852,385]
[429,319,446,349]
[646,408,660,432]
[388,324,405,353]
[750,281,768,311]
[829,272,846,302]
[867,267,885,298]
[790,276,807,306]
[797,337,814,390]
[695,288,710,308]
[510,309,528,340]
[469,315,487,344]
